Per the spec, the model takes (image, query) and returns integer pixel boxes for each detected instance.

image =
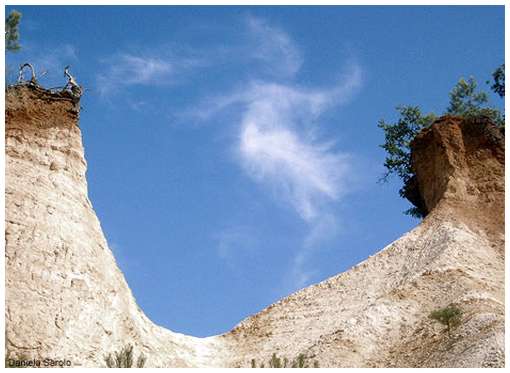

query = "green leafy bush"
[429,305,462,337]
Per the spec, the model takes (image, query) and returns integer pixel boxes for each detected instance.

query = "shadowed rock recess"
[5,86,504,367]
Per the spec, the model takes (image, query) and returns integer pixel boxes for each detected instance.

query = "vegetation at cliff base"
[250,353,319,368]
[429,305,462,337]
[379,67,505,218]
[104,344,146,368]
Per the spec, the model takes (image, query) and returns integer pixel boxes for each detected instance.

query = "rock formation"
[5,86,504,367]
[5,85,226,367]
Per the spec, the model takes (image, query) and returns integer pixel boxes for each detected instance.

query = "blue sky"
[6,5,504,337]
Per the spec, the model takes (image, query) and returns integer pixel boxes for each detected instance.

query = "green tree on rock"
[378,106,436,218]
[379,72,504,218]
[446,77,504,127]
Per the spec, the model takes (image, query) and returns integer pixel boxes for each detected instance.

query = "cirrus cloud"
[246,15,303,78]
[196,64,362,222]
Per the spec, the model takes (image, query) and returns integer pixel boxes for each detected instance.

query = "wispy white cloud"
[239,116,345,221]
[95,48,209,97]
[116,55,172,84]
[200,62,361,291]
[246,15,303,78]
[93,15,301,100]
[94,16,363,292]
[172,16,363,291]
[196,64,361,222]
[96,53,173,96]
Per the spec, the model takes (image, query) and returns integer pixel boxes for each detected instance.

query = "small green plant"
[293,354,307,368]
[269,353,282,368]
[104,344,146,368]
[250,352,318,368]
[429,305,462,337]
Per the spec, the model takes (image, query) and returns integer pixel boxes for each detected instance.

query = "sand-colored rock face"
[412,116,504,213]
[5,86,504,367]
[411,116,504,245]
[5,86,226,367]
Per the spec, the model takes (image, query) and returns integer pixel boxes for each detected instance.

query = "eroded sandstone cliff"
[221,116,504,368]
[5,86,505,367]
[5,85,227,367]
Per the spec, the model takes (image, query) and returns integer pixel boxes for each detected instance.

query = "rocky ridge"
[5,86,505,367]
